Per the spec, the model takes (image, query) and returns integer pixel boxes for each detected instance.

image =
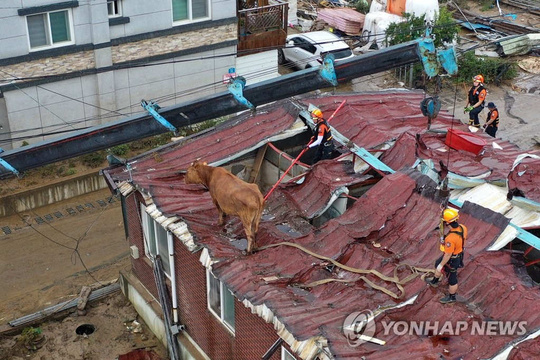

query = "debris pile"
[317,8,366,35]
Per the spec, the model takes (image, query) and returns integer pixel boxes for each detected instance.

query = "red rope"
[264,100,347,201]
[525,258,540,267]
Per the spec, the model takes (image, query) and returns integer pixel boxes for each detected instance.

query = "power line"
[0,8,534,143]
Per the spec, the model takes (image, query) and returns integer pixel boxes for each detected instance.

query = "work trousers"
[435,253,463,286]
[486,125,497,137]
[313,141,334,163]
[468,105,484,126]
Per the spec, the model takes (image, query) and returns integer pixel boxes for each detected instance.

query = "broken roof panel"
[278,159,372,218]
[508,154,540,207]
[211,170,538,359]
[107,102,300,184]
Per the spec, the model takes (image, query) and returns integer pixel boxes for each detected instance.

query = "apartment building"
[0,0,238,149]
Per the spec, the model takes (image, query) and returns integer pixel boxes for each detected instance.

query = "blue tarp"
[457,20,492,31]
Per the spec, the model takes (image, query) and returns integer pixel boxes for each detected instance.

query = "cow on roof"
[184,160,265,253]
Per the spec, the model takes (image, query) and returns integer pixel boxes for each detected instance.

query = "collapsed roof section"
[508,154,540,210]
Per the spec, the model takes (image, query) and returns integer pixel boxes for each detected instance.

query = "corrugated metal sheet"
[277,159,372,218]
[104,92,540,360]
[210,170,539,359]
[508,154,540,205]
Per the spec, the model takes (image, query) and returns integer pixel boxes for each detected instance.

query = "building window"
[206,269,235,333]
[281,347,296,360]
[26,9,74,50]
[107,0,122,17]
[172,0,210,23]
[140,204,171,276]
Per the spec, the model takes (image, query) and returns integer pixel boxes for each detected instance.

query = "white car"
[278,31,354,70]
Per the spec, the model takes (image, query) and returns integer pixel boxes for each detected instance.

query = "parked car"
[278,31,354,70]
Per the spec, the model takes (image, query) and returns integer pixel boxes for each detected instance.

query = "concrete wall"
[0,171,107,217]
[119,270,213,360]
[0,98,9,147]
[236,50,280,85]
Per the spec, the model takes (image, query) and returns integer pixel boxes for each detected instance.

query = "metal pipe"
[168,232,179,324]
[261,338,283,360]
[409,63,414,88]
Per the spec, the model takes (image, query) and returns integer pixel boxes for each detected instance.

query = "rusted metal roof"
[211,170,539,359]
[107,101,300,185]
[104,91,540,359]
[278,159,372,218]
[508,154,540,204]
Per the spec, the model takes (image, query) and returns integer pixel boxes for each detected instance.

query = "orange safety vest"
[439,224,467,255]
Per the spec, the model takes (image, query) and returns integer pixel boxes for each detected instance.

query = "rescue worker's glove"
[304,144,311,150]
[464,106,474,113]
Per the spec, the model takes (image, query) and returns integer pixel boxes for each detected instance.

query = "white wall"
[235,50,280,86]
[0,0,238,58]
[3,45,236,148]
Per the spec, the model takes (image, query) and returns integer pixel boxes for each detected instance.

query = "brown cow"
[185,160,265,253]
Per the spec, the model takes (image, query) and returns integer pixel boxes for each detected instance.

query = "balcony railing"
[238,1,288,55]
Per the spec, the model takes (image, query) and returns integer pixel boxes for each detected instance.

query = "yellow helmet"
[442,208,459,223]
[312,109,323,118]
[473,74,484,83]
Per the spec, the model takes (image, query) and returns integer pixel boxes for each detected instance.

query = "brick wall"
[125,193,296,360]
[125,192,159,299]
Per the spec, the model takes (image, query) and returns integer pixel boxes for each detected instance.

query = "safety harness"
[315,120,333,145]
[468,84,486,107]
[440,225,465,272]
[487,108,500,128]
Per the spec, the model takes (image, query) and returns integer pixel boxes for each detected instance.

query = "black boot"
[440,293,457,304]
[424,276,440,288]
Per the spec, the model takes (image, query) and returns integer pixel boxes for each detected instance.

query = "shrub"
[39,164,57,178]
[61,168,76,177]
[455,51,517,84]
[20,326,43,350]
[81,151,106,168]
[111,144,130,156]
[351,0,369,14]
[129,133,173,150]
[480,0,494,12]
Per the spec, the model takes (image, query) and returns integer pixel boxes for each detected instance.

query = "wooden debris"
[77,286,92,316]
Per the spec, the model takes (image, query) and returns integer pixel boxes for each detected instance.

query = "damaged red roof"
[104,91,540,359]
[508,155,540,204]
[211,170,539,359]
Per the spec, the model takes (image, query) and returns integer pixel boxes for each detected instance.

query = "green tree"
[385,7,460,48]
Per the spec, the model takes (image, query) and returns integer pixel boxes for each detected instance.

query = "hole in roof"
[276,223,302,237]
[230,238,248,251]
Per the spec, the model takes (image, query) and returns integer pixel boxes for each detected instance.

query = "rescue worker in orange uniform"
[483,102,499,138]
[425,208,467,304]
[306,109,334,163]
[465,75,487,128]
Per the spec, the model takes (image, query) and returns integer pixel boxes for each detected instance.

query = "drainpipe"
[167,232,179,324]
